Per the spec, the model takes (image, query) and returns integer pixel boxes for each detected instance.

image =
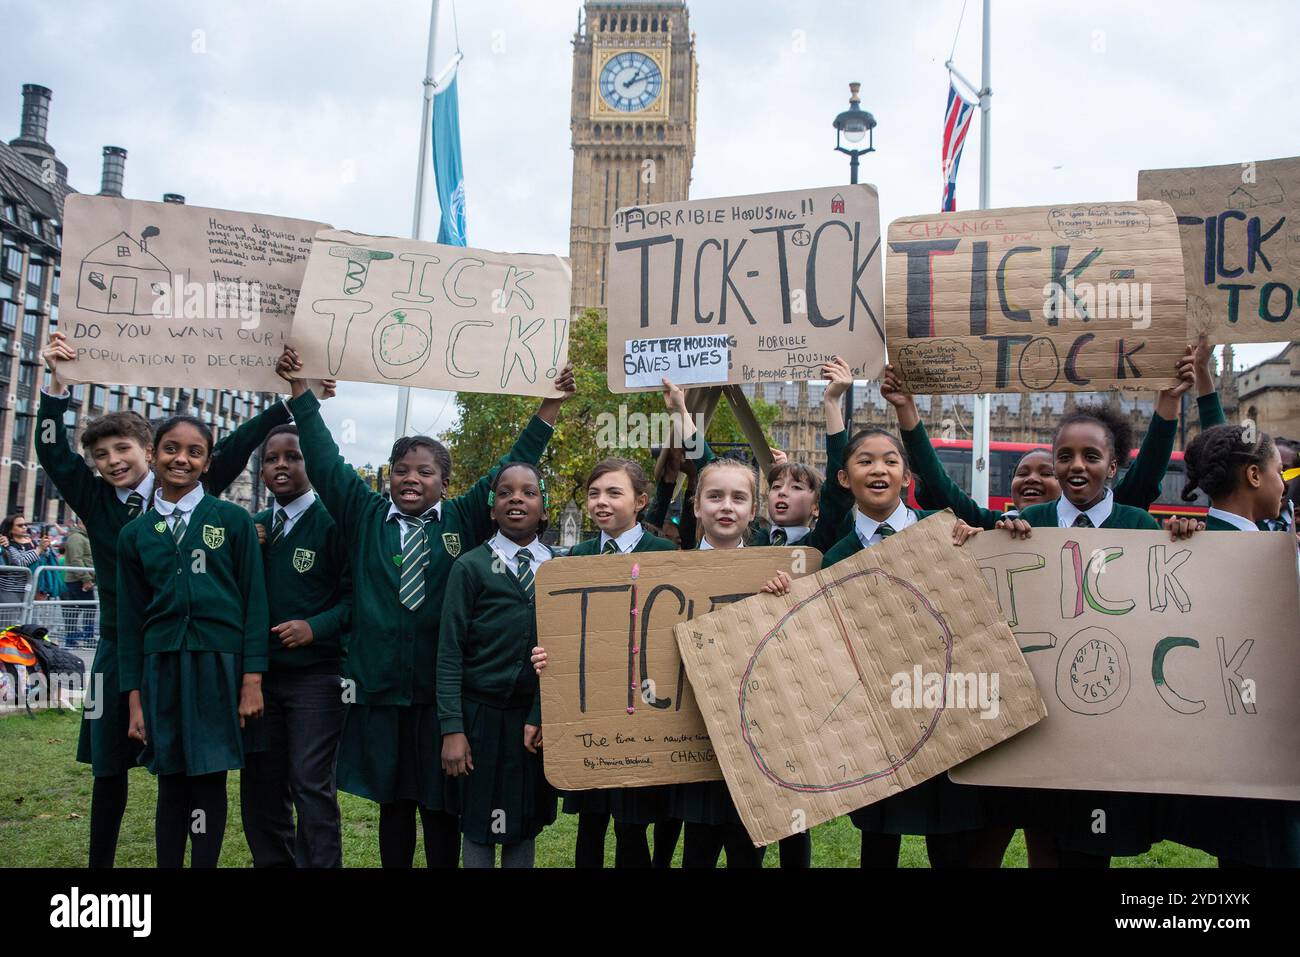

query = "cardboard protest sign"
[59,194,326,391]
[884,201,1186,394]
[606,185,885,393]
[1138,157,1300,343]
[676,512,1046,846]
[535,547,821,790]
[952,529,1300,800]
[290,229,570,396]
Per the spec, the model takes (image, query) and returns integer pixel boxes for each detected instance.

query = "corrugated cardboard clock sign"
[885,201,1186,394]
[535,547,821,790]
[1138,157,1300,344]
[606,185,886,393]
[675,512,1046,846]
[952,529,1300,800]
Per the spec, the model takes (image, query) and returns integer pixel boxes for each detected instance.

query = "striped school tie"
[770,528,787,546]
[1073,515,1094,528]
[268,507,287,545]
[602,539,619,555]
[397,511,436,611]
[171,514,187,545]
[125,491,145,517]
[876,523,895,541]
[516,552,535,601]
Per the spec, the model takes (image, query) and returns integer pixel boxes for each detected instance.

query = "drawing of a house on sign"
[77,231,170,315]
[831,193,845,214]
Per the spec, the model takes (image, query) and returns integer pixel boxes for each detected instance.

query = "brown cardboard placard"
[290,229,570,396]
[675,511,1046,846]
[535,547,822,790]
[884,201,1186,394]
[952,528,1300,799]
[1138,157,1300,343]
[58,194,327,391]
[606,185,885,393]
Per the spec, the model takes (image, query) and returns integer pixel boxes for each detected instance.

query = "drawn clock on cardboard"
[732,567,956,793]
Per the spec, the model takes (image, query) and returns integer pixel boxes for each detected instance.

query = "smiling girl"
[117,416,269,867]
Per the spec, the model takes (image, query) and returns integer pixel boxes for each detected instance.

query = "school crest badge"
[292,548,316,573]
[442,532,461,557]
[154,521,167,534]
[202,525,226,549]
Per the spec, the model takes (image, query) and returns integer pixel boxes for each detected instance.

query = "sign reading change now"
[606,185,885,392]
[885,201,1186,394]
[59,194,326,391]
[290,229,571,397]
[1138,157,1300,344]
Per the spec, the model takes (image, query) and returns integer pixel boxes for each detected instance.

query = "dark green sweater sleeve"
[287,390,378,549]
[1113,413,1177,510]
[35,391,97,516]
[235,514,270,675]
[115,525,148,691]
[206,400,292,496]
[1198,392,1227,429]
[808,429,853,553]
[436,559,473,735]
[450,415,555,547]
[899,421,1003,529]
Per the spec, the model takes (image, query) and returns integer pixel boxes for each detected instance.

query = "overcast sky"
[3,0,1294,465]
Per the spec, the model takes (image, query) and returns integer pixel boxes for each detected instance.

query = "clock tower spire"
[568,1,698,317]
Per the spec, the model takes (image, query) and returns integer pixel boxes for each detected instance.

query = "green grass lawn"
[0,710,1214,868]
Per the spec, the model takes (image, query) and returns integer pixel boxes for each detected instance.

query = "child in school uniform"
[531,457,677,868]
[277,345,574,868]
[239,421,353,868]
[762,427,987,868]
[438,463,558,867]
[1155,424,1300,867]
[38,331,298,868]
[118,415,270,868]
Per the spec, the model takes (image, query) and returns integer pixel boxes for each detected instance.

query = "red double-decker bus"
[907,439,1210,517]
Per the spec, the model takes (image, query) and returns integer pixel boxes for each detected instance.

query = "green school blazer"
[821,507,936,567]
[117,495,270,691]
[565,529,677,555]
[287,389,554,707]
[1017,500,1159,530]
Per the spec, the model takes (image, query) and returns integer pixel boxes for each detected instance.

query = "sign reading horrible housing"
[290,230,570,396]
[884,201,1186,394]
[952,529,1300,800]
[59,194,326,391]
[1138,157,1300,344]
[606,185,886,392]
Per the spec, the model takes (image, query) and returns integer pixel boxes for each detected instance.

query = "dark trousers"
[239,671,347,868]
[682,822,767,868]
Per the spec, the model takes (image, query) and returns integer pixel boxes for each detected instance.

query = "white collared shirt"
[116,471,155,506]
[769,525,810,545]
[1056,488,1114,529]
[853,500,916,548]
[489,531,552,570]
[270,489,316,538]
[599,524,645,554]
[153,483,206,535]
[386,500,442,548]
[1207,507,1259,532]
[698,537,744,550]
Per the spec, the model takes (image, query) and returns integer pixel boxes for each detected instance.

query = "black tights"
[682,822,766,868]
[156,772,227,868]
[859,827,1015,868]
[377,800,460,868]
[575,814,684,868]
[89,774,129,868]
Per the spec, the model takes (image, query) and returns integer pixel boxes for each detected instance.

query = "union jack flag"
[941,82,976,211]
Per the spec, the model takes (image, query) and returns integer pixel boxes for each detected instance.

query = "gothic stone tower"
[568,1,697,316]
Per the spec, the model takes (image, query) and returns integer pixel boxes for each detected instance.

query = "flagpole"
[971,0,993,506]
[394,0,442,440]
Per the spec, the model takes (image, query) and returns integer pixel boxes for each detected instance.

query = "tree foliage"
[440,309,778,525]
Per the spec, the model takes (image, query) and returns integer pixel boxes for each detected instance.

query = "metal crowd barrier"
[0,564,100,648]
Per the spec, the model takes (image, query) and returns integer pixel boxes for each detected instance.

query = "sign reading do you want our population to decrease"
[289,229,571,397]
[606,185,886,392]
[57,194,327,392]
[885,201,1186,394]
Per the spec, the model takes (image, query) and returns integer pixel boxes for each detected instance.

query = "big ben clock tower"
[569,1,698,316]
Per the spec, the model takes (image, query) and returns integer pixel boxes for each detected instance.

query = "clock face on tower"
[598,51,663,112]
